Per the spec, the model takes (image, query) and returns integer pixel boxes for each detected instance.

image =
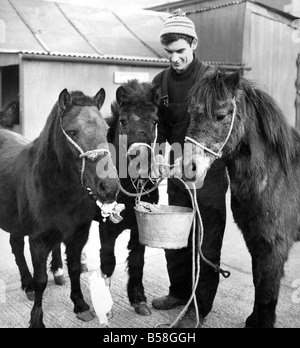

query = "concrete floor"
[0,183,299,328]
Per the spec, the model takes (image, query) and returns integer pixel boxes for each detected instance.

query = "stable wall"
[188,1,300,128]
[242,2,300,126]
[21,58,166,140]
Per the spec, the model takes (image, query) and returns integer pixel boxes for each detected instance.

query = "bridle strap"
[185,98,237,158]
[126,123,158,159]
[60,118,110,187]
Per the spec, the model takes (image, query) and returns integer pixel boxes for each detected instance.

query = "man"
[152,9,229,328]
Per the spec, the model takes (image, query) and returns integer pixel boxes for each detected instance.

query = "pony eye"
[68,130,78,139]
[120,119,127,127]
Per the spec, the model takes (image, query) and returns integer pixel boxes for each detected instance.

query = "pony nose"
[183,159,198,182]
[97,178,120,203]
[183,155,211,184]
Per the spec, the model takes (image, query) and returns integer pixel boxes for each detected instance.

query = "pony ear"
[223,70,242,91]
[116,86,125,106]
[58,89,72,110]
[94,88,106,109]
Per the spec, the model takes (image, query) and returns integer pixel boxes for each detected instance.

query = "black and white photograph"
[0,0,299,331]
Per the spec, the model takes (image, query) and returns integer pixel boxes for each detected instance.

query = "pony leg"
[50,244,65,286]
[28,236,51,328]
[245,237,288,328]
[65,224,94,322]
[127,225,150,316]
[9,234,34,300]
[99,221,119,279]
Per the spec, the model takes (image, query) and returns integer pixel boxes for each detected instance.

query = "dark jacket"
[152,56,228,211]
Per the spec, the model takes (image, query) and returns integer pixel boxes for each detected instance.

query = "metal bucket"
[134,204,195,249]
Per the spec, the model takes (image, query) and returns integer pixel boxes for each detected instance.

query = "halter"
[185,98,237,158]
[60,118,111,188]
[119,123,159,199]
[126,123,158,159]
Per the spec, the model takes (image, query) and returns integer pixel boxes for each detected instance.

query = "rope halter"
[126,123,158,159]
[185,98,237,158]
[60,118,111,189]
[125,123,159,181]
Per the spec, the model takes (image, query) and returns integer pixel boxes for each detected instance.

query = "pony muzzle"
[96,177,120,204]
[182,155,211,186]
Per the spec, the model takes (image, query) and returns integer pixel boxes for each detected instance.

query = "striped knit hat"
[160,9,197,39]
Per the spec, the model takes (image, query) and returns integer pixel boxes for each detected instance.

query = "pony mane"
[118,79,157,108]
[189,70,299,173]
[69,91,95,106]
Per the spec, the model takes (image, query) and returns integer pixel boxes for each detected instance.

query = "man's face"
[162,38,197,73]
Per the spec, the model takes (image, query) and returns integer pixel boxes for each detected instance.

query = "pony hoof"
[54,275,66,286]
[107,309,113,320]
[26,290,35,301]
[29,322,46,329]
[76,310,95,322]
[134,302,152,316]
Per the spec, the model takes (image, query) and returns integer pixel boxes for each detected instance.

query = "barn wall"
[188,3,246,64]
[242,2,300,126]
[21,59,164,140]
[188,2,300,127]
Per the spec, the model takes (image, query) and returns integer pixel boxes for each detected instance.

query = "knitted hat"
[160,9,197,39]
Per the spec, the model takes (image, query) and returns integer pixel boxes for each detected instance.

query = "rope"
[119,178,164,198]
[60,118,111,187]
[185,98,237,158]
[116,123,231,327]
[154,177,230,328]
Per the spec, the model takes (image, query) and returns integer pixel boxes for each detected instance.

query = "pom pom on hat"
[160,9,197,39]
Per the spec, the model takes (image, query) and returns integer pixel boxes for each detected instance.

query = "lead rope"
[119,125,230,328]
[155,177,230,329]
[156,178,201,328]
[119,124,163,199]
[60,118,111,187]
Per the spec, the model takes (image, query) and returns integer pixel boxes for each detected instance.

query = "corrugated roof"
[0,0,169,60]
[185,0,297,22]
[1,49,245,71]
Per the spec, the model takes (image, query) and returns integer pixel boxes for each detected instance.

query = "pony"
[0,100,19,129]
[99,79,160,316]
[182,69,300,328]
[0,88,120,328]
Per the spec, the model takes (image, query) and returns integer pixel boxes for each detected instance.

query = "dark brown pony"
[0,100,19,129]
[99,80,160,316]
[0,89,120,328]
[182,69,300,328]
